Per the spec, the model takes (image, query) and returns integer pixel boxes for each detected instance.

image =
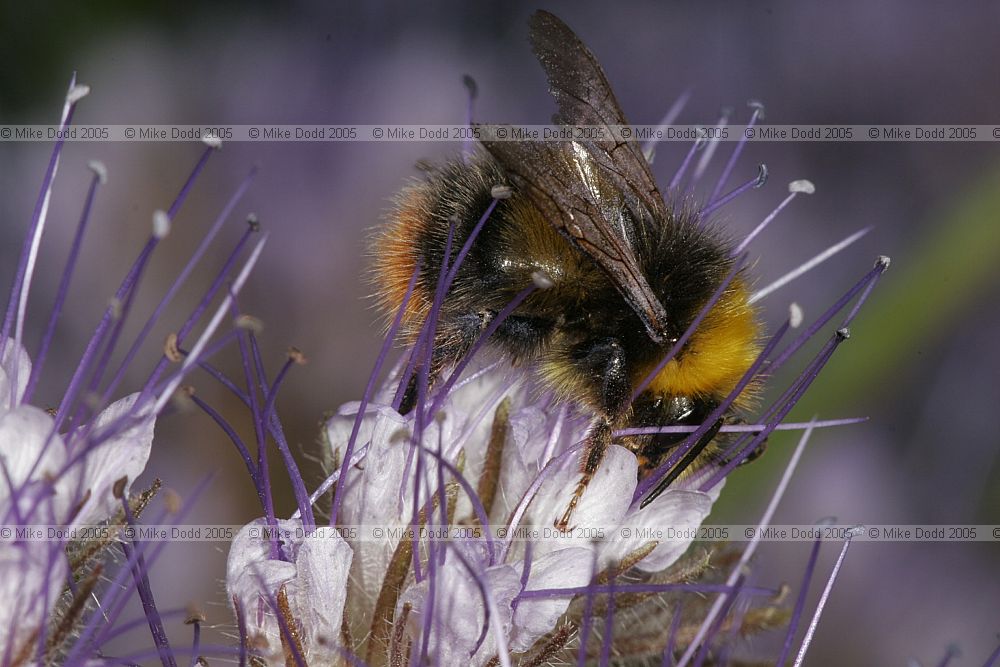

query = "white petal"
[69,393,155,526]
[334,405,454,595]
[333,405,409,521]
[509,547,592,652]
[490,406,554,520]
[494,400,593,524]
[0,338,32,407]
[343,407,413,524]
[228,519,296,650]
[325,400,387,459]
[443,360,519,418]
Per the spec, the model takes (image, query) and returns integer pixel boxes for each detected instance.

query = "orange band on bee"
[373,187,432,333]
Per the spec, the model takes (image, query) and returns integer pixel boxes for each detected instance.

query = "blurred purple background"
[2,1,999,663]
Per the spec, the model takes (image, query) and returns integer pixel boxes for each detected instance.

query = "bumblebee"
[373,11,760,527]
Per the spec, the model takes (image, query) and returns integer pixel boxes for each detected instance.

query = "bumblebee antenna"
[462,74,478,163]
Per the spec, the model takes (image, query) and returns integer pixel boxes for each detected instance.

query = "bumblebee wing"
[528,10,671,225]
[480,11,671,341]
[480,137,670,342]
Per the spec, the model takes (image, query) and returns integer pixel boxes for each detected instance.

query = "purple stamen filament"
[662,601,684,666]
[701,165,766,217]
[330,260,422,527]
[2,77,83,402]
[708,103,763,204]
[634,303,792,504]
[777,534,824,666]
[97,167,258,409]
[118,490,176,667]
[52,144,217,434]
[792,531,858,666]
[24,168,103,402]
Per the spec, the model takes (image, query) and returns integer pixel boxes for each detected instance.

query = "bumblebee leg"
[494,314,555,363]
[717,419,769,466]
[741,438,769,464]
[555,419,612,531]
[569,338,631,415]
[554,339,631,530]
[400,310,554,413]
[398,373,423,415]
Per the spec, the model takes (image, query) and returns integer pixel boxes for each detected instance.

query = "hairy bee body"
[373,11,763,516]
[374,153,760,474]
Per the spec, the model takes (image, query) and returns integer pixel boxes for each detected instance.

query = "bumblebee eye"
[632,394,696,424]
[665,396,695,422]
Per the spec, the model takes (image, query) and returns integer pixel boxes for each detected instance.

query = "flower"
[0,343,155,527]
[0,338,156,658]
[226,519,353,664]
[227,360,726,666]
[0,61,906,667]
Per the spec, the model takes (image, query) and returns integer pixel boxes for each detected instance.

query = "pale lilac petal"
[601,483,723,573]
[509,547,592,652]
[523,444,637,556]
[325,400,393,456]
[332,404,451,590]
[398,559,520,666]
[227,518,354,664]
[0,338,32,408]
[443,361,520,419]
[289,526,353,652]
[492,405,559,521]
[0,540,67,659]
[331,405,412,585]
[0,405,65,489]
[0,393,108,529]
[70,393,155,525]
[228,519,296,654]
